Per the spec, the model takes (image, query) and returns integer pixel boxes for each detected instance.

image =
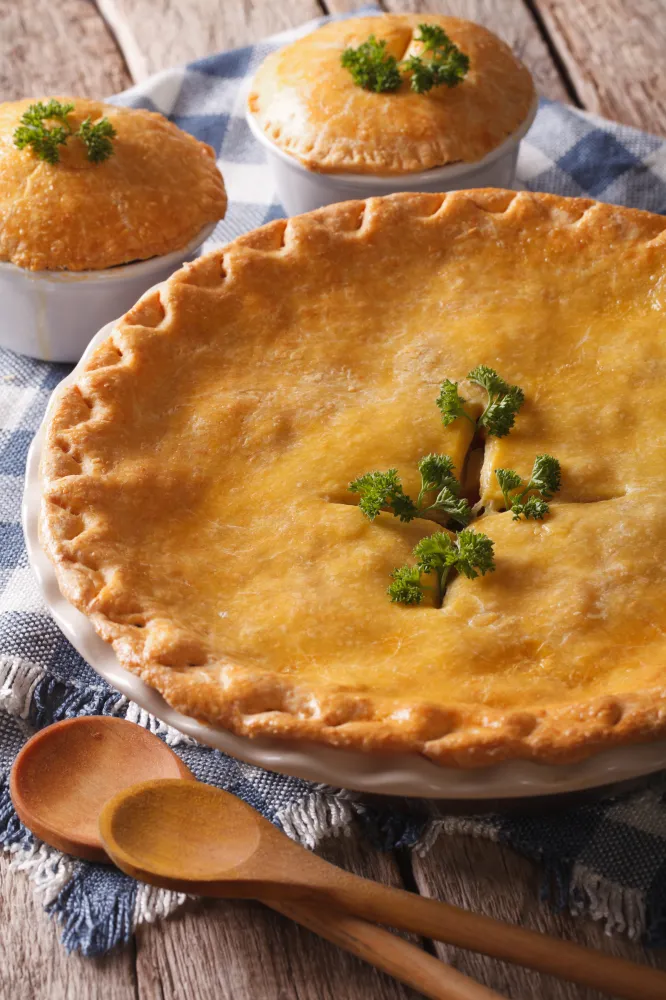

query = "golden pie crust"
[0,98,227,271]
[40,189,666,767]
[248,15,535,175]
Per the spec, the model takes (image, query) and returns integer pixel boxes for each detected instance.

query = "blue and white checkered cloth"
[2,10,666,957]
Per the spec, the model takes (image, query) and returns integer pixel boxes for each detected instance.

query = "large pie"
[40,189,666,767]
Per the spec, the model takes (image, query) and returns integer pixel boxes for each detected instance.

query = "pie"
[0,98,227,271]
[247,15,535,175]
[40,189,666,767]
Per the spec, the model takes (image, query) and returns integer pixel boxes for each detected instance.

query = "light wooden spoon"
[101,777,666,1000]
[10,717,497,1000]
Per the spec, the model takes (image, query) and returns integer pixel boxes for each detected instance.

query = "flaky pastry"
[41,190,666,766]
[0,98,227,271]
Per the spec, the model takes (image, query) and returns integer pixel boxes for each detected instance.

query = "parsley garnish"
[77,116,116,163]
[341,23,469,94]
[403,24,470,94]
[496,454,561,520]
[436,366,525,438]
[351,370,560,604]
[388,528,495,606]
[13,100,117,164]
[340,36,402,93]
[349,454,473,528]
[348,469,418,522]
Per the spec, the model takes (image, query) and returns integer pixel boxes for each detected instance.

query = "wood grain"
[532,0,666,135]
[378,0,570,102]
[411,833,666,1000]
[96,0,322,82]
[135,834,422,1000]
[0,0,131,103]
[0,852,136,1000]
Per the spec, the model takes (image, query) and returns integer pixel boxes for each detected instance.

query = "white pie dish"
[246,95,538,217]
[23,318,666,799]
[0,222,216,364]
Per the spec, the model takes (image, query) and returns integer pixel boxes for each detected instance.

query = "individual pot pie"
[247,14,535,175]
[41,189,666,767]
[0,98,227,271]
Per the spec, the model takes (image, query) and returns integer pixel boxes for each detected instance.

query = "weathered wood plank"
[324,0,387,11]
[96,0,323,82]
[412,833,666,999]
[378,0,570,102]
[0,851,136,1000]
[533,0,666,135]
[0,0,131,103]
[135,834,421,1000]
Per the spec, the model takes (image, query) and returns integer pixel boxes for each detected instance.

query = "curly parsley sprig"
[341,24,469,94]
[402,23,470,94]
[13,100,117,165]
[340,36,402,93]
[496,454,561,521]
[436,365,525,439]
[349,453,473,528]
[388,529,495,606]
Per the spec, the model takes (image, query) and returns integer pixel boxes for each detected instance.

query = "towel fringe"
[276,790,357,849]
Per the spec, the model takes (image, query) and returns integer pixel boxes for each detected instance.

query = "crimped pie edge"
[40,188,666,768]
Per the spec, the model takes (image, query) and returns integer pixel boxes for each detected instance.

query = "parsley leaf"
[77,116,117,163]
[390,528,495,606]
[388,564,425,605]
[341,36,402,93]
[454,528,496,578]
[403,24,470,94]
[510,495,550,521]
[349,469,418,522]
[467,365,525,438]
[13,100,73,165]
[13,100,116,164]
[528,453,561,499]
[428,486,473,527]
[417,453,456,503]
[435,379,475,428]
[495,468,523,509]
[495,454,561,521]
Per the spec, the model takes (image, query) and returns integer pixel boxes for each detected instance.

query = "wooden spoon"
[10,718,497,1000]
[101,777,666,1000]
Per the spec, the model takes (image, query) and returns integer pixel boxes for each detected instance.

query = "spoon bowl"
[106,779,263,879]
[10,716,192,862]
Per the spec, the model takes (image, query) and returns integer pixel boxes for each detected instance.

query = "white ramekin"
[0,222,217,363]
[247,96,538,217]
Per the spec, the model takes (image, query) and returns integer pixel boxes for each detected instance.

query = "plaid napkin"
[2,9,666,957]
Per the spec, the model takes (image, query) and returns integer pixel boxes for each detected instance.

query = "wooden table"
[2,1,666,998]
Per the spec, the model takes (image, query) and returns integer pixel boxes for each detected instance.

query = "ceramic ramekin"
[247,96,538,217]
[0,222,217,363]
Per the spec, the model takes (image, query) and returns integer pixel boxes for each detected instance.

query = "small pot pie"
[248,15,535,176]
[41,189,666,767]
[0,98,227,271]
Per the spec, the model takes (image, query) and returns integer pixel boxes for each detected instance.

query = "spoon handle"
[317,871,666,1000]
[270,900,502,1000]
